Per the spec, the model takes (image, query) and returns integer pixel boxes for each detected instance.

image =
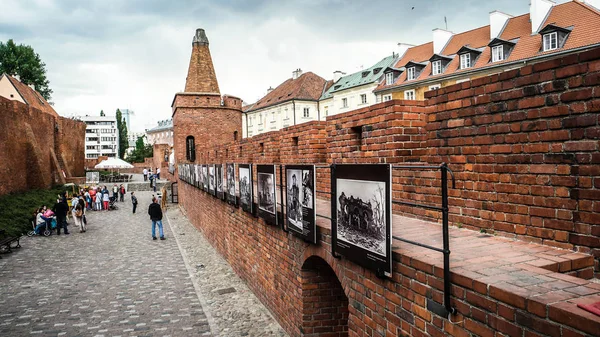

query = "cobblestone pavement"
[0,191,286,337]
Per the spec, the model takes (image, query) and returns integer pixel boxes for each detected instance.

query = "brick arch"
[301,255,349,337]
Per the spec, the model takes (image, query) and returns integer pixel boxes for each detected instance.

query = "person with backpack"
[119,184,126,202]
[147,196,165,240]
[73,203,85,233]
[131,192,138,214]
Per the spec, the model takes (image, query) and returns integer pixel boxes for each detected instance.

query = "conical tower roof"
[184,28,220,94]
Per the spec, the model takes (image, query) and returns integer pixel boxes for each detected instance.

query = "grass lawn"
[0,185,74,237]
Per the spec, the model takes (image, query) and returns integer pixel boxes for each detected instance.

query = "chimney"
[28,84,35,91]
[292,68,303,80]
[489,11,512,39]
[333,71,345,83]
[530,0,555,34]
[14,74,20,82]
[432,28,453,54]
[397,43,415,58]
[267,86,274,94]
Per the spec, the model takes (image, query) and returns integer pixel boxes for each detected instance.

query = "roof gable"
[247,72,326,112]
[2,74,58,118]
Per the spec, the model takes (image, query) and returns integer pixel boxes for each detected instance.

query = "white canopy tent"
[95,158,134,169]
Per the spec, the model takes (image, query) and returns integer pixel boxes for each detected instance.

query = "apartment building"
[79,115,119,159]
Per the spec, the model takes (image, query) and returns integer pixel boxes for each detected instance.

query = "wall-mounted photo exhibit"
[202,165,208,191]
[209,165,216,196]
[238,164,253,214]
[285,165,317,243]
[216,164,225,200]
[195,164,200,189]
[257,165,278,226]
[332,164,392,277]
[226,163,237,206]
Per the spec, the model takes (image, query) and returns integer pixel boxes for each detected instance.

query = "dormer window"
[543,32,558,51]
[407,67,416,80]
[385,72,394,85]
[428,54,453,76]
[460,54,471,69]
[362,71,369,78]
[538,24,571,52]
[492,45,504,62]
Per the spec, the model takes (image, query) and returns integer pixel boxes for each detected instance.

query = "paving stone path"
[0,191,286,337]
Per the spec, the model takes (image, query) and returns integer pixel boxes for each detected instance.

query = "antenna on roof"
[444,16,448,30]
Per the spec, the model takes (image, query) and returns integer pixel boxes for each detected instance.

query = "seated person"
[34,207,52,234]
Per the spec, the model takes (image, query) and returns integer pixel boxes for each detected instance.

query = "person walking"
[131,192,138,214]
[78,197,87,230]
[156,167,161,180]
[119,184,125,202]
[148,197,165,240]
[152,175,157,192]
[53,198,69,235]
[149,171,154,188]
[73,203,85,233]
[143,168,148,181]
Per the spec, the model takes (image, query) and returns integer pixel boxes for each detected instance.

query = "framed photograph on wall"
[226,163,237,206]
[195,165,201,189]
[202,165,208,191]
[238,164,253,214]
[332,164,392,277]
[209,165,216,196]
[285,165,317,243]
[216,164,225,200]
[257,165,278,226]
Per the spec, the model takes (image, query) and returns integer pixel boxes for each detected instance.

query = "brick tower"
[172,28,242,165]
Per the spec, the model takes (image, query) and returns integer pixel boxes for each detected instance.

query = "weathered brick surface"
[0,96,85,196]
[173,46,600,336]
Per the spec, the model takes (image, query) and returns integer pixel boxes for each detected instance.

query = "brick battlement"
[173,43,600,336]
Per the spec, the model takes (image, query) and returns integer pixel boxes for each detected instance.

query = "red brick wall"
[174,47,600,336]
[0,96,85,196]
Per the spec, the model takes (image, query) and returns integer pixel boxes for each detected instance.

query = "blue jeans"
[35,223,46,234]
[152,220,164,238]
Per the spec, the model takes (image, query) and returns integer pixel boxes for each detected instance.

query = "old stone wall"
[0,96,85,196]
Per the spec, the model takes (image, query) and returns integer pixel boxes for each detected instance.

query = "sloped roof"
[2,74,58,117]
[375,1,600,93]
[246,72,327,112]
[320,54,397,100]
[146,119,173,133]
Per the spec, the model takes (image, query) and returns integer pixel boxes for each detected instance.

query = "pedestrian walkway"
[0,191,286,336]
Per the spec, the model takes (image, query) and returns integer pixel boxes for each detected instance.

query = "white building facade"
[79,115,119,159]
[146,119,173,146]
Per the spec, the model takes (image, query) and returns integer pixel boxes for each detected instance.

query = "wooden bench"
[0,229,21,258]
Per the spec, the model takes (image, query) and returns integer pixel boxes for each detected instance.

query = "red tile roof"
[247,72,327,112]
[375,1,600,93]
[4,75,58,118]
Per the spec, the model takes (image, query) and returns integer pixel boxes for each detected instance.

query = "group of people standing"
[142,167,161,192]
[85,184,127,211]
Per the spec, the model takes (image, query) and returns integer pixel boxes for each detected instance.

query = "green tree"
[128,136,153,163]
[115,109,128,159]
[0,39,53,101]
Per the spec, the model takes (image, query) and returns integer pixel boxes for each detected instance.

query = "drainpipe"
[317,100,320,121]
[293,100,296,126]
[245,113,248,138]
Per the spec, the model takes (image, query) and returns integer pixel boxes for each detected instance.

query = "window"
[460,54,471,69]
[404,90,415,100]
[285,108,289,120]
[492,45,504,62]
[383,95,392,102]
[429,84,441,91]
[303,107,310,118]
[360,94,367,104]
[543,32,558,51]
[407,67,416,80]
[432,61,442,75]
[385,72,394,85]
[186,136,195,162]
[342,98,348,108]
[259,114,262,124]
[271,111,275,122]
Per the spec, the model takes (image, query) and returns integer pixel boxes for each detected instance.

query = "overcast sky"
[1,0,569,132]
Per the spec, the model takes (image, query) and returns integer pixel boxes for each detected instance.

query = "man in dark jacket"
[148,196,165,240]
[53,198,70,235]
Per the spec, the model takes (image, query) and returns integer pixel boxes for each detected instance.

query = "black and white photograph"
[257,165,277,225]
[285,165,317,243]
[238,164,253,213]
[332,164,392,277]
[202,165,208,190]
[209,165,216,195]
[215,164,224,200]
[195,165,201,189]
[286,169,303,230]
[226,163,237,205]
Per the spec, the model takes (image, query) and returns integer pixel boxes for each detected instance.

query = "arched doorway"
[301,256,348,336]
